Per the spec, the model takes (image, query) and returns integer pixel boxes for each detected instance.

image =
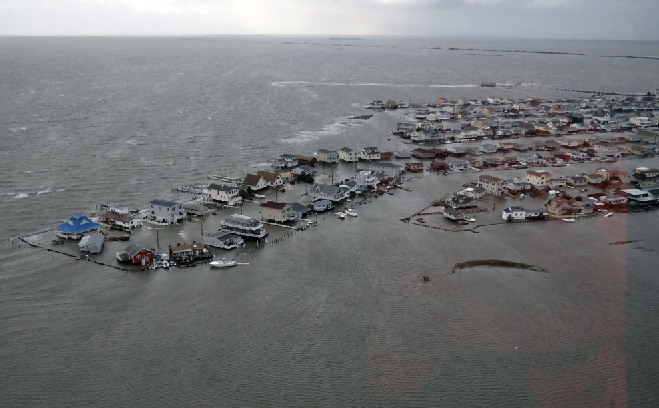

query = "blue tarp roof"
[56,214,102,234]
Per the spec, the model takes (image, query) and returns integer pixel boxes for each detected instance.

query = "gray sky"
[1,0,658,40]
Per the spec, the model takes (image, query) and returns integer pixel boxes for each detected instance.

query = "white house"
[149,199,186,224]
[339,147,359,162]
[203,231,244,249]
[479,144,497,154]
[502,206,526,220]
[353,170,379,190]
[208,183,241,205]
[446,157,468,171]
[242,174,269,191]
[525,170,552,188]
[368,163,403,178]
[360,147,381,161]
[317,149,339,165]
[309,184,350,202]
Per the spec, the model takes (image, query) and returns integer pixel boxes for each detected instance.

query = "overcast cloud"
[1,0,658,40]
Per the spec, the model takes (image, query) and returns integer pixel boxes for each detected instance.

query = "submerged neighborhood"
[22,92,659,269]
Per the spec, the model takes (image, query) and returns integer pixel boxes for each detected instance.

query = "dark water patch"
[610,240,641,246]
[452,259,548,274]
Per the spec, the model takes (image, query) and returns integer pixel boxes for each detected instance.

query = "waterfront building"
[502,206,527,221]
[259,201,293,223]
[149,199,186,224]
[99,211,143,229]
[203,231,244,249]
[256,171,285,188]
[525,170,553,189]
[242,174,268,191]
[289,202,312,219]
[317,149,339,165]
[208,184,242,205]
[339,147,359,162]
[446,157,468,171]
[116,243,154,265]
[478,174,508,196]
[353,170,379,190]
[169,243,210,263]
[360,147,381,161]
[309,184,350,202]
[221,214,267,239]
[368,162,403,178]
[78,233,105,254]
[56,213,103,240]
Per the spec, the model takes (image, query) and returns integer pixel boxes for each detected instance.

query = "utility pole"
[331,170,334,185]
[156,228,160,250]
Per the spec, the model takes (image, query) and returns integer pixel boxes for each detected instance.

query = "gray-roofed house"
[272,154,298,169]
[309,184,350,202]
[149,199,186,224]
[339,147,359,162]
[567,175,588,186]
[446,157,468,171]
[360,147,381,161]
[78,233,105,254]
[259,201,293,223]
[203,231,244,249]
[353,170,379,190]
[242,174,268,191]
[443,208,466,221]
[502,206,527,221]
[368,162,403,178]
[312,200,334,212]
[291,165,316,176]
[289,202,312,219]
[479,144,497,154]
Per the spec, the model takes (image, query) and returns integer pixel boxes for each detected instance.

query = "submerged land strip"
[452,260,548,274]
[13,90,659,272]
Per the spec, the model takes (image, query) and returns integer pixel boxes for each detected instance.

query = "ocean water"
[1,36,659,406]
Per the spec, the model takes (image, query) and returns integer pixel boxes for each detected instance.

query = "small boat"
[336,212,346,219]
[346,209,357,217]
[210,258,237,268]
[254,194,266,199]
[562,218,576,223]
[519,194,525,200]
[467,217,476,222]
[604,212,613,217]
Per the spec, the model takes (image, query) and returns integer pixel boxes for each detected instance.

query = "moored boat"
[210,258,237,268]
[562,218,576,223]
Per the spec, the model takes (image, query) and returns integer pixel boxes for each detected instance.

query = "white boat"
[336,212,346,219]
[562,218,576,223]
[604,212,613,217]
[210,258,237,268]
[346,209,358,217]
[254,194,266,199]
[467,217,476,222]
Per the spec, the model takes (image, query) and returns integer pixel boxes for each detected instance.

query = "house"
[256,171,285,188]
[630,117,652,127]
[78,233,105,254]
[507,179,532,192]
[549,178,567,189]
[446,157,468,171]
[457,186,486,199]
[620,189,656,205]
[317,149,339,165]
[394,151,412,159]
[291,165,316,176]
[479,144,497,154]
[405,162,424,172]
[116,243,154,265]
[312,199,333,212]
[585,173,607,184]
[478,174,507,196]
[430,160,448,171]
[482,157,501,167]
[443,208,466,221]
[203,231,244,249]
[183,203,210,217]
[502,206,526,221]
[353,170,379,190]
[597,169,632,184]
[567,175,588,186]
[442,120,462,132]
[208,183,241,205]
[546,197,573,216]
[463,156,483,168]
[169,243,210,263]
[559,139,583,148]
[309,183,350,202]
[259,201,293,223]
[56,213,103,240]
[593,142,620,157]
[526,209,548,219]
[568,151,590,161]
[100,211,143,229]
[448,195,476,209]
[368,163,403,178]
[295,155,317,166]
[272,154,298,169]
[447,146,470,155]
[525,170,552,189]
[242,174,268,191]
[289,202,312,219]
[380,152,394,160]
[458,126,483,140]
[412,148,436,160]
[149,199,186,224]
[360,147,381,161]
[637,130,658,144]
[629,145,652,156]
[221,214,267,239]
[600,196,628,205]
[517,154,539,164]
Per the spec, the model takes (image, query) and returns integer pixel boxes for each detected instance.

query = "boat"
[336,212,346,219]
[210,258,237,268]
[604,212,613,217]
[562,218,576,223]
[254,194,266,199]
[346,209,358,217]
[467,217,476,222]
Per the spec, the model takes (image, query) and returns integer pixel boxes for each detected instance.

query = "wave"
[272,81,477,88]
[12,193,28,199]
[37,188,51,195]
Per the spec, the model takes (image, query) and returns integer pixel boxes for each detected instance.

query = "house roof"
[123,243,150,257]
[362,147,380,154]
[290,202,312,214]
[208,231,241,241]
[480,174,504,183]
[256,171,280,183]
[339,147,354,153]
[170,243,205,252]
[79,233,105,247]
[208,183,236,192]
[243,174,263,186]
[56,214,102,234]
[260,201,289,209]
[150,199,178,207]
[527,170,552,177]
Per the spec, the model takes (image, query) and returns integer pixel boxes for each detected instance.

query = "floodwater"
[1,36,659,406]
